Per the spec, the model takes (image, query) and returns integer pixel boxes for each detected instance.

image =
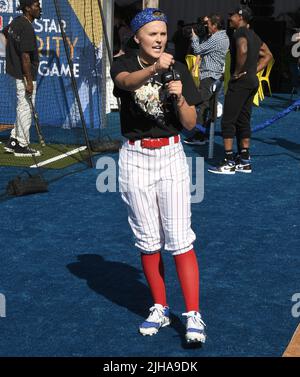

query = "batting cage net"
[0,0,121,198]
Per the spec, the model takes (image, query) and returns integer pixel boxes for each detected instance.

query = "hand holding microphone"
[161,64,182,102]
[166,74,183,101]
[155,52,185,111]
[155,52,175,74]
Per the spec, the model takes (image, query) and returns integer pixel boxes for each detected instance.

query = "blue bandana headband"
[130,8,168,34]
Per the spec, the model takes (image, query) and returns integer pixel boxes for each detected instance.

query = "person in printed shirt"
[110,8,206,345]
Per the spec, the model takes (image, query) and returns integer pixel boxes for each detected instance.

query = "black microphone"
[161,65,181,103]
[169,65,178,102]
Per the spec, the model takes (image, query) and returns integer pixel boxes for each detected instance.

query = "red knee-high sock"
[141,252,167,307]
[173,249,199,312]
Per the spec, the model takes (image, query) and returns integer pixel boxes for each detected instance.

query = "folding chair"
[185,54,200,87]
[259,58,275,96]
[253,70,265,106]
[223,50,231,95]
[257,69,265,101]
[253,91,260,107]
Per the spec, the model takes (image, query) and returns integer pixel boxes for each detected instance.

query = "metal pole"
[208,101,216,160]
[97,0,113,66]
[208,83,220,160]
[97,0,121,115]
[100,0,108,130]
[104,0,114,62]
[53,0,94,168]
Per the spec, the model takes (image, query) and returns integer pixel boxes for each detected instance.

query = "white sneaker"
[208,158,235,175]
[235,158,252,173]
[182,311,206,344]
[139,304,171,336]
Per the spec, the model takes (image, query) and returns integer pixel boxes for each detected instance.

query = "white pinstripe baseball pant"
[10,79,37,147]
[119,136,196,256]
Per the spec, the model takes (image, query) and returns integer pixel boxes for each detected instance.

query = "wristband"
[150,62,158,76]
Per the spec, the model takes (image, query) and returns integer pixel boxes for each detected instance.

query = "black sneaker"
[27,146,42,156]
[235,158,252,173]
[4,138,19,153]
[14,145,41,157]
[184,132,208,145]
[208,158,236,175]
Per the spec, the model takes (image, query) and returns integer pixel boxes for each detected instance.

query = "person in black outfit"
[208,6,273,174]
[3,0,42,157]
[110,8,206,345]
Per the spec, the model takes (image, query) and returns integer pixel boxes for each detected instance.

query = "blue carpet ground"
[0,94,299,356]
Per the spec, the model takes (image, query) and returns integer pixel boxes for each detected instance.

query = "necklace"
[23,15,32,24]
[137,55,153,69]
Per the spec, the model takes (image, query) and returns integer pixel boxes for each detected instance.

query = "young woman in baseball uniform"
[111,8,206,344]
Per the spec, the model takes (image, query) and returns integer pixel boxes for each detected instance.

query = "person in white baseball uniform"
[3,0,41,157]
[111,8,206,344]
